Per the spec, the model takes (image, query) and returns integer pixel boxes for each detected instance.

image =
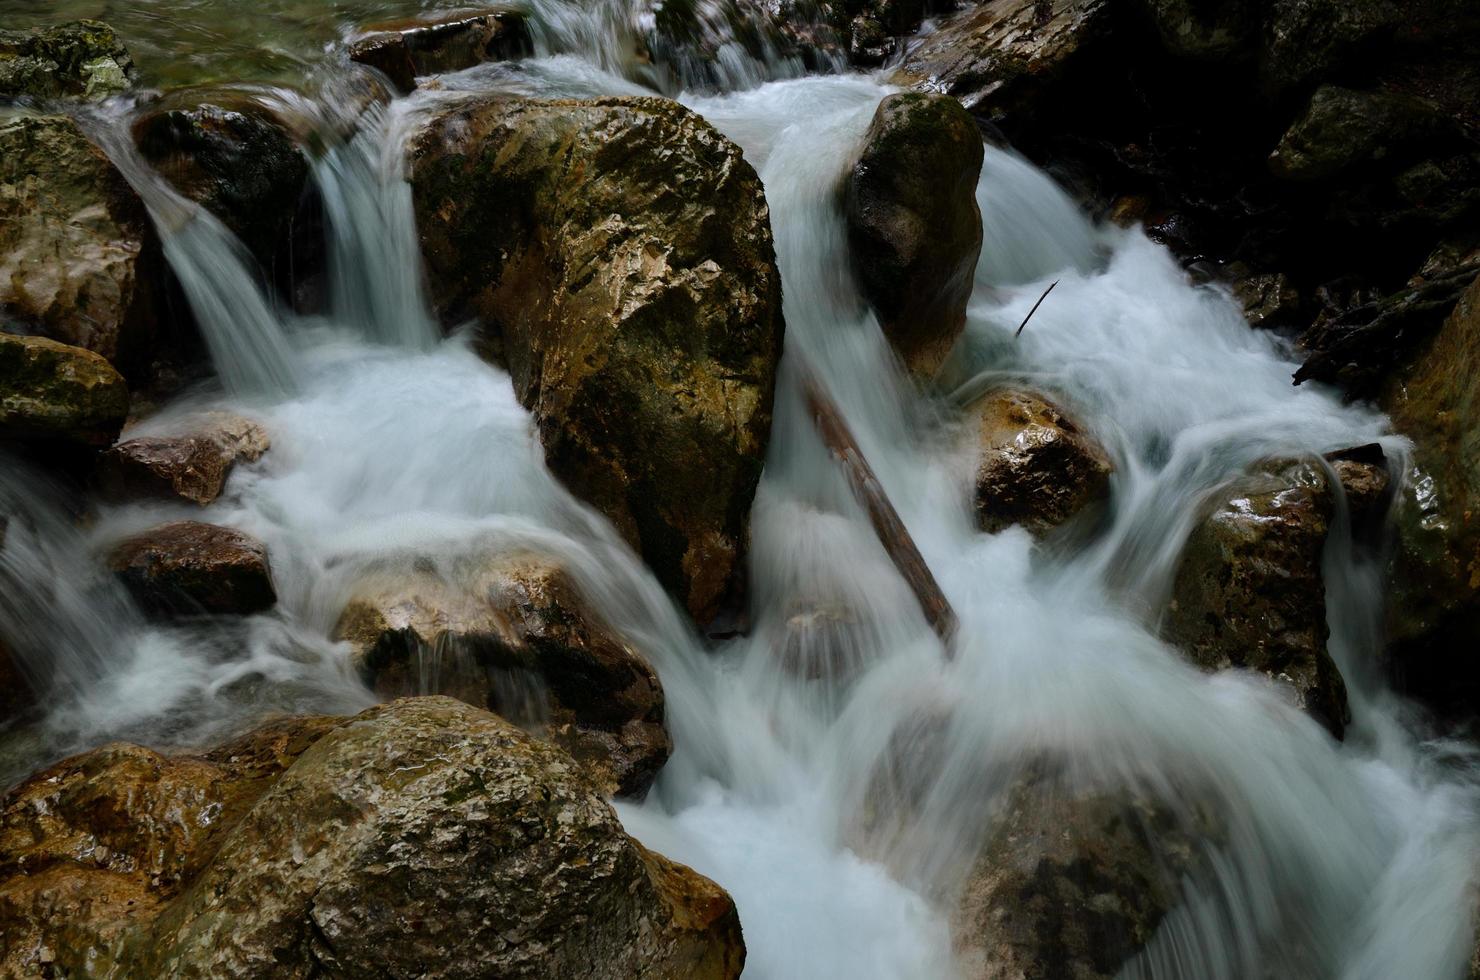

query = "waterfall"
[5,3,1478,978]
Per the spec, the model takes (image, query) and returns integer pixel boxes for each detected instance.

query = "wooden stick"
[800,368,960,657]
[1014,279,1059,338]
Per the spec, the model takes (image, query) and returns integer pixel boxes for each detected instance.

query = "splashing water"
[3,5,1478,979]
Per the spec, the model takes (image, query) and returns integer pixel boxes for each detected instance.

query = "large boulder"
[0,114,161,375]
[846,93,984,378]
[127,698,744,978]
[347,11,531,92]
[0,715,342,978]
[1268,85,1444,183]
[0,332,129,450]
[1136,0,1260,61]
[108,521,277,617]
[970,388,1113,535]
[133,92,312,280]
[409,95,784,627]
[0,20,136,101]
[335,553,670,797]
[1163,458,1380,738]
[890,0,1114,122]
[953,770,1208,980]
[97,413,269,506]
[1382,273,1480,710]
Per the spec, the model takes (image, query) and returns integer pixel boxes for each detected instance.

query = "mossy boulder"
[334,553,671,796]
[133,92,312,278]
[1269,85,1443,182]
[109,521,278,618]
[409,95,783,627]
[846,93,984,378]
[0,20,136,102]
[0,333,128,450]
[970,388,1113,535]
[0,114,162,374]
[1382,272,1480,710]
[1164,459,1373,738]
[1136,0,1260,61]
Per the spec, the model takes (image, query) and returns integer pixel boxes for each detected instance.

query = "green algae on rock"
[0,333,129,450]
[0,20,136,102]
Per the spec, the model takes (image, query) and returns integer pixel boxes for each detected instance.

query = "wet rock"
[126,698,744,978]
[109,521,277,617]
[1381,272,1480,712]
[891,0,1114,122]
[954,770,1208,980]
[97,414,269,506]
[0,715,341,978]
[335,553,670,796]
[972,388,1113,536]
[0,114,162,373]
[133,92,312,277]
[846,93,984,378]
[771,601,869,680]
[348,10,530,92]
[1231,270,1301,329]
[1259,0,1403,94]
[0,20,136,101]
[1164,460,1353,737]
[1269,85,1440,183]
[0,333,129,450]
[848,16,891,67]
[410,95,783,627]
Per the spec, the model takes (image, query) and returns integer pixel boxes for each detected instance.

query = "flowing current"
[2,6,1478,978]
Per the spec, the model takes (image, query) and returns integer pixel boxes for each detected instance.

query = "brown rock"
[108,521,277,617]
[97,414,269,506]
[890,0,1113,122]
[409,95,783,627]
[846,92,985,378]
[972,388,1114,535]
[0,715,341,978]
[0,332,129,450]
[335,553,670,796]
[348,11,531,92]
[126,698,743,979]
[0,114,161,375]
[1164,460,1353,737]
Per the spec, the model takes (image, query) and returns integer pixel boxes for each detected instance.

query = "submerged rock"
[1164,459,1368,737]
[891,0,1113,122]
[1382,272,1480,711]
[971,388,1113,535]
[97,414,269,506]
[0,114,162,374]
[846,93,984,378]
[109,521,277,617]
[410,95,783,627]
[0,20,136,101]
[133,92,312,278]
[348,11,530,92]
[335,553,670,796]
[954,770,1208,980]
[0,333,129,450]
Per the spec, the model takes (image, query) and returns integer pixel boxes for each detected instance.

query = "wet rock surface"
[109,520,277,617]
[0,114,162,375]
[97,413,269,506]
[348,10,531,92]
[0,20,136,101]
[335,553,670,796]
[409,94,783,627]
[971,388,1113,535]
[846,92,984,378]
[0,333,129,451]
[0,700,742,978]
[1163,458,1380,737]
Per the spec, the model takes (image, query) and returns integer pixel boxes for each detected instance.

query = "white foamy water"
[3,8,1478,979]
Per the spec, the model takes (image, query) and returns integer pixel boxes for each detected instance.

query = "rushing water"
[3,4,1478,978]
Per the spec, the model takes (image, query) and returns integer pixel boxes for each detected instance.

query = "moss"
[0,333,129,447]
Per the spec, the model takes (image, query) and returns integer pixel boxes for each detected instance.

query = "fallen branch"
[1014,279,1059,338]
[800,367,960,658]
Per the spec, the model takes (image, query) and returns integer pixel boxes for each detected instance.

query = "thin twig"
[1014,279,1059,338]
